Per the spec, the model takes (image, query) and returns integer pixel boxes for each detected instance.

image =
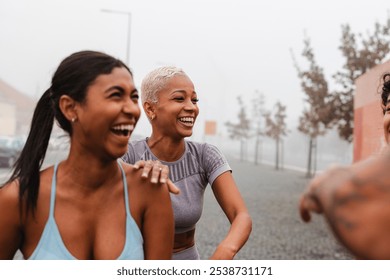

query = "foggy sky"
[1,0,389,140]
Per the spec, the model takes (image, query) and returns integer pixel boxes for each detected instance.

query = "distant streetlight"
[101,9,132,66]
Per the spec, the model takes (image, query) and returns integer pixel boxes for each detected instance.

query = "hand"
[133,160,180,194]
[299,164,351,222]
[299,153,390,259]
[209,244,236,260]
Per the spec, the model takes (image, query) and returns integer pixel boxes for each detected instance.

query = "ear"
[143,101,156,121]
[59,95,78,122]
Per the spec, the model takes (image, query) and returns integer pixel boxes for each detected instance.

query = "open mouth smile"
[178,117,195,127]
[111,124,134,137]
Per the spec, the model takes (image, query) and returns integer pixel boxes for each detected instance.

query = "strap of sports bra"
[49,162,130,217]
[117,161,131,217]
[49,162,59,217]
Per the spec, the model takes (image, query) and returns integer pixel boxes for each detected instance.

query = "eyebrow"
[171,90,197,95]
[105,85,138,94]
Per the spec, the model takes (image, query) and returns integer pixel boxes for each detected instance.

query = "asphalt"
[195,156,354,260]
[8,150,353,260]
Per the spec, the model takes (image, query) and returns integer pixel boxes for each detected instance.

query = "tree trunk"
[280,139,284,170]
[313,137,317,175]
[275,138,280,170]
[306,137,313,178]
[240,139,244,162]
[254,136,259,165]
[244,140,248,161]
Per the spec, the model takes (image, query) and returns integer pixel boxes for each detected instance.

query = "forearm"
[316,155,390,259]
[210,212,252,260]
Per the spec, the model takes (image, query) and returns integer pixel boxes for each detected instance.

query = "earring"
[151,115,155,121]
[71,117,77,123]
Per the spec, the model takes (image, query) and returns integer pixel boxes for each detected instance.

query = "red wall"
[353,60,390,162]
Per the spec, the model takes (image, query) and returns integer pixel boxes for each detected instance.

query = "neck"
[147,135,185,162]
[61,147,120,192]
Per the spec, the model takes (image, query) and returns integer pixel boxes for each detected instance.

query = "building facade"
[353,60,390,162]
[0,78,35,137]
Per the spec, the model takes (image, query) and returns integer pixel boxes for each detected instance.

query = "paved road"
[5,150,353,260]
[196,156,354,260]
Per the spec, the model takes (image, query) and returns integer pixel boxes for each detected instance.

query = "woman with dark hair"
[0,50,174,260]
[381,73,390,143]
[299,73,390,259]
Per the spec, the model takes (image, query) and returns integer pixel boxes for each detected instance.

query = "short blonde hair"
[141,66,187,104]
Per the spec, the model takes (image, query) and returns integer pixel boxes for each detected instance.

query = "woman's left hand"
[133,160,180,194]
[209,244,236,260]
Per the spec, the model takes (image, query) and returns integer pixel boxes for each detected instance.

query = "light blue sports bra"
[28,162,144,260]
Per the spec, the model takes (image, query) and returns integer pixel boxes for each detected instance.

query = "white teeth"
[112,124,134,131]
[179,117,194,124]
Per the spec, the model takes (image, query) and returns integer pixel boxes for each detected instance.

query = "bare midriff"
[173,229,195,253]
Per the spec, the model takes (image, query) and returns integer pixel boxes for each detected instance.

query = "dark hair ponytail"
[3,88,54,213]
[2,50,130,215]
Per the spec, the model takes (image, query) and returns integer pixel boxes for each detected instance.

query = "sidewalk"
[196,156,353,260]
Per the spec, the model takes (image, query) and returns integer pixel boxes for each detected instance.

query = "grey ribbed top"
[122,138,231,234]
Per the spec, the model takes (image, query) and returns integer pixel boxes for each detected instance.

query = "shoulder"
[128,138,148,150]
[185,140,210,158]
[0,180,23,259]
[0,165,54,210]
[120,162,169,197]
[0,180,19,207]
[185,139,205,149]
[186,140,223,154]
[187,140,226,163]
[121,162,171,218]
[123,138,149,163]
[120,161,141,179]
[0,180,21,222]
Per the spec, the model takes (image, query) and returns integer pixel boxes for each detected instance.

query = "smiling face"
[149,74,199,140]
[74,66,140,160]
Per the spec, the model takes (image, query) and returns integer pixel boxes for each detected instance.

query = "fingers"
[159,165,169,184]
[133,160,146,169]
[299,165,356,225]
[299,195,311,222]
[140,160,154,179]
[133,160,179,194]
[134,160,170,185]
[299,197,323,222]
[299,194,322,222]
[167,179,180,195]
[150,161,166,184]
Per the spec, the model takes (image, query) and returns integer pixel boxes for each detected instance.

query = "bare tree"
[332,17,390,142]
[292,36,333,177]
[264,101,288,170]
[225,96,251,161]
[251,90,266,165]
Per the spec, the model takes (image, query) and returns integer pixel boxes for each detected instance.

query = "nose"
[183,98,197,111]
[123,99,141,119]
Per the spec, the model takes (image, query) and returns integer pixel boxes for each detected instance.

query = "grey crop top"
[122,139,231,234]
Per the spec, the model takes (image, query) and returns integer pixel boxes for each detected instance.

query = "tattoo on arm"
[326,169,390,249]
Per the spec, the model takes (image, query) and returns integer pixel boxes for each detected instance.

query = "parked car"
[0,136,24,168]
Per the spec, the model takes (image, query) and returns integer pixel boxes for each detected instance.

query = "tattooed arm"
[299,150,390,259]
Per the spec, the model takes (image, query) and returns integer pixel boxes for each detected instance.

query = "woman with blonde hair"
[123,66,252,260]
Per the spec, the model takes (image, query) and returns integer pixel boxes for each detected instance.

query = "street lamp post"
[101,9,132,66]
